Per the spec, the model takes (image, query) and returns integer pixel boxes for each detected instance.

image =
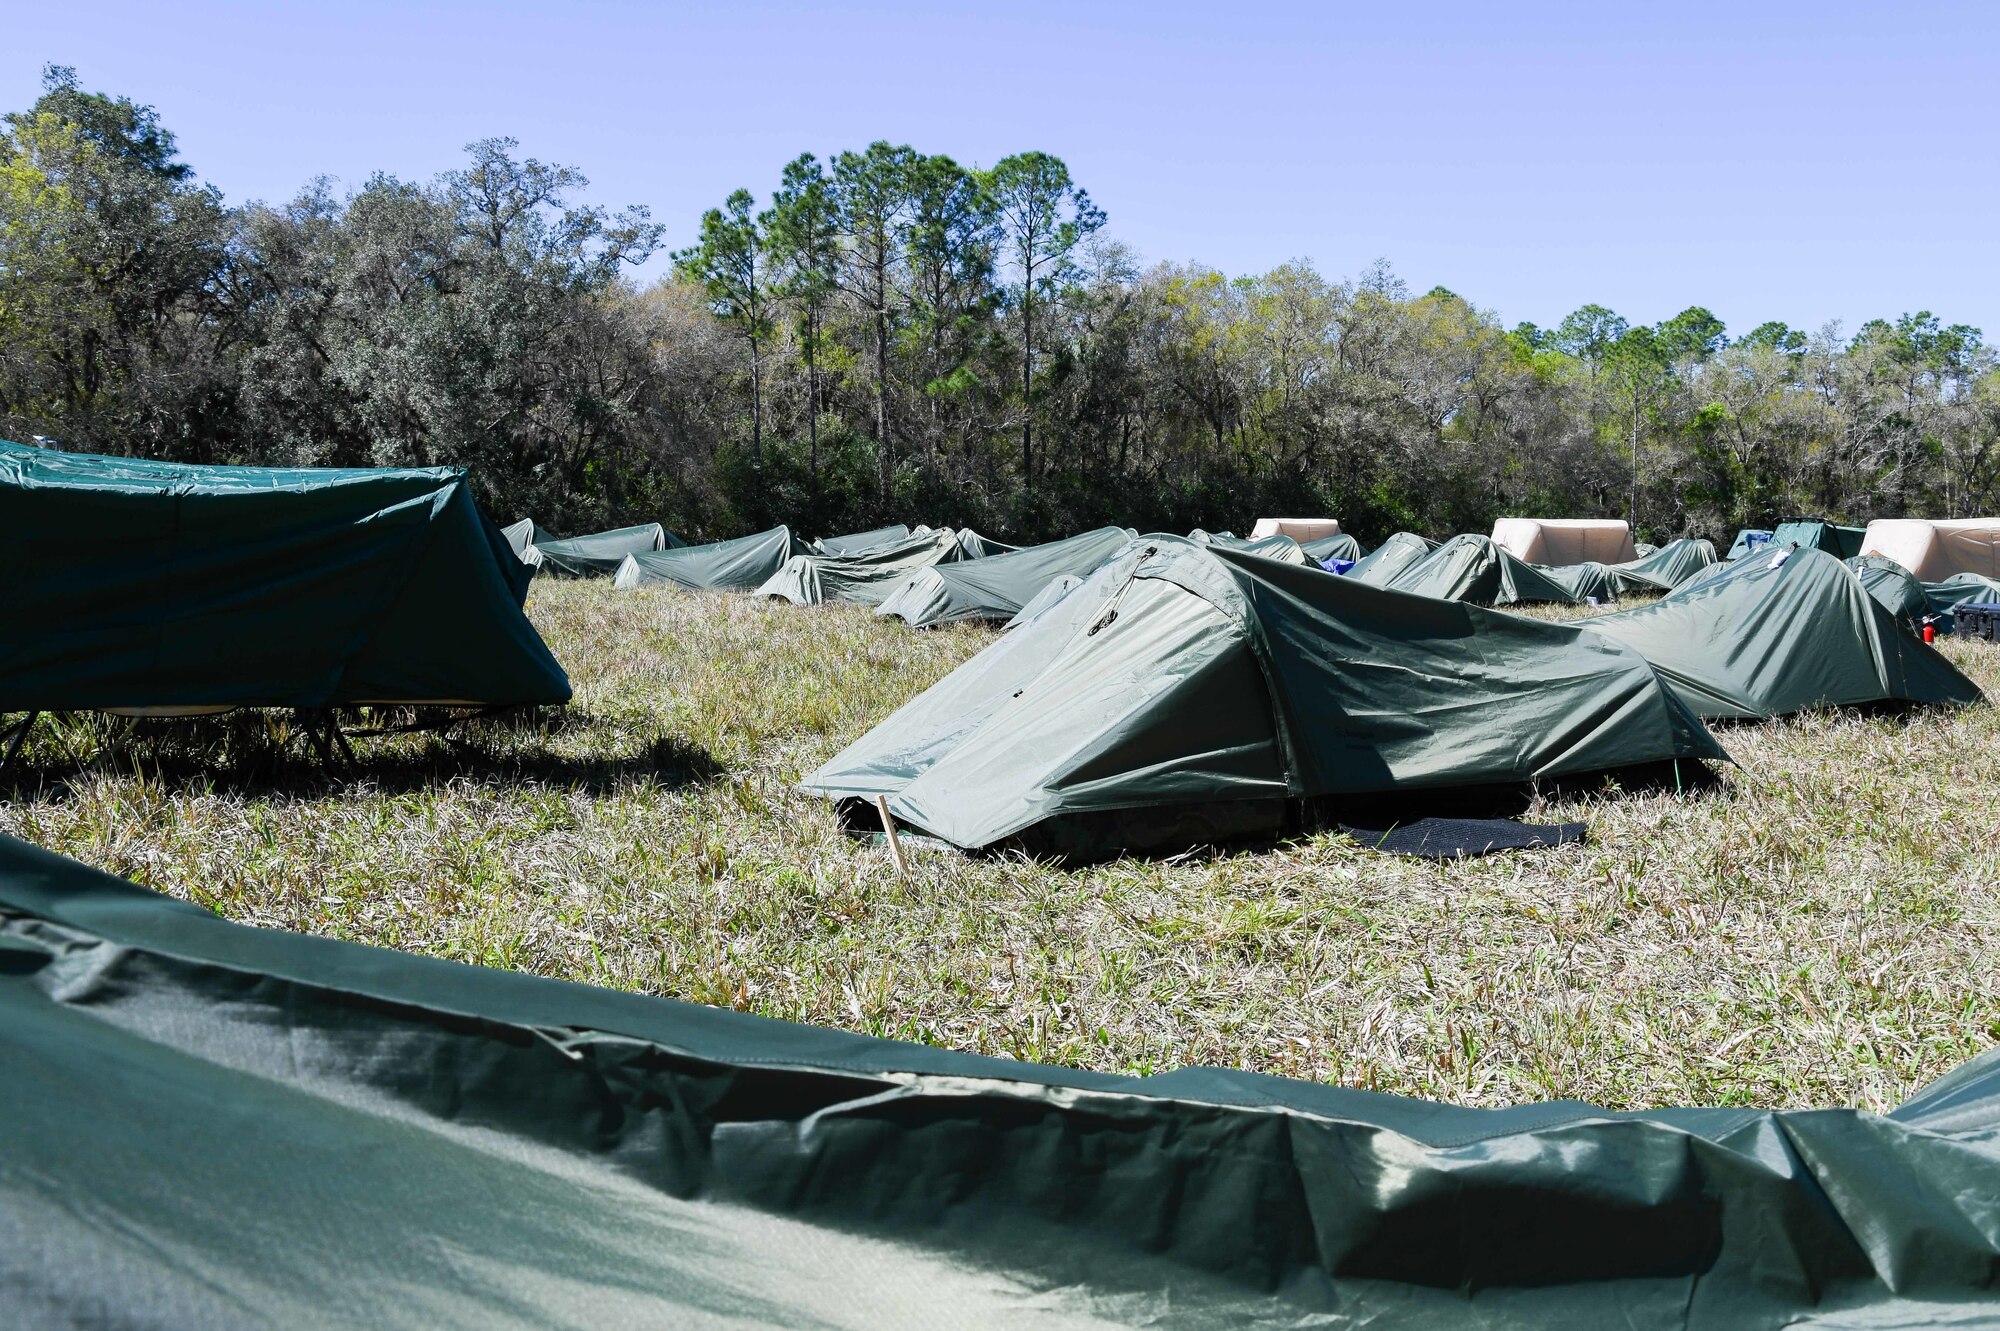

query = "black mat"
[1338,817,1587,859]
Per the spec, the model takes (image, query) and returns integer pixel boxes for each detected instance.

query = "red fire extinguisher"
[1922,618,1937,644]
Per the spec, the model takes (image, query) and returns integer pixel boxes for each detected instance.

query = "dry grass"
[3,578,1997,1114]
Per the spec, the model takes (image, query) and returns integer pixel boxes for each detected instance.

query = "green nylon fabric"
[1385,534,1582,605]
[529,522,681,577]
[875,527,1136,627]
[1850,555,1932,631]
[811,523,911,556]
[952,528,1019,559]
[1921,573,2000,630]
[1003,574,1084,629]
[1583,546,1981,720]
[757,528,969,606]
[1302,532,1363,563]
[1616,537,1719,590]
[0,440,569,710]
[612,525,805,592]
[1344,531,1436,585]
[1539,560,1650,602]
[807,536,1722,852]
[500,517,552,561]
[6,832,1996,1327]
[1727,528,1774,559]
[1770,520,1866,560]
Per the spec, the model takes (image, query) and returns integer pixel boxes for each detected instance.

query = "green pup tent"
[1769,518,1866,560]
[0,441,570,711]
[1344,531,1436,585]
[1583,546,1980,720]
[807,536,1721,857]
[1849,555,1932,631]
[951,528,1018,559]
[1303,531,1363,563]
[875,526,1134,627]
[757,528,969,606]
[1923,572,2000,630]
[1382,533,1581,606]
[499,517,551,561]
[612,525,805,592]
[1003,573,1084,629]
[528,522,683,577]
[7,833,2000,1327]
[1616,537,1719,590]
[811,523,911,556]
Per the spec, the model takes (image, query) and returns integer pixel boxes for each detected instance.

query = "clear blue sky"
[7,0,1995,338]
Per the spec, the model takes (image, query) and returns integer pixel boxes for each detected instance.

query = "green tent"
[757,528,968,606]
[806,536,1722,857]
[952,528,1018,559]
[1770,518,1866,560]
[500,517,551,561]
[8,832,2000,1328]
[1615,537,1719,590]
[811,523,911,556]
[1384,534,1581,606]
[1850,555,1931,631]
[1727,528,1774,560]
[612,525,804,592]
[1583,546,1980,720]
[1539,560,1651,602]
[1303,532,1363,563]
[1921,572,2000,631]
[529,522,683,577]
[875,527,1135,628]
[0,441,569,711]
[1003,573,1083,629]
[1345,531,1437,585]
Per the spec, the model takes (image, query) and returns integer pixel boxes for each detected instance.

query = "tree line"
[3,67,1994,545]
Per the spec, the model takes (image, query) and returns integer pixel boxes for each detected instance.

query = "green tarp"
[1539,560,1649,602]
[1302,532,1363,563]
[1003,573,1084,629]
[1617,537,1719,590]
[500,517,551,561]
[528,522,682,577]
[0,441,569,710]
[1921,573,2000,631]
[611,525,804,592]
[1384,534,1581,606]
[811,523,910,556]
[807,536,1722,856]
[875,527,1135,628]
[1583,546,1980,720]
[1850,555,1932,631]
[952,528,1018,559]
[1344,531,1436,585]
[757,528,968,606]
[1770,519,1866,560]
[7,833,2000,1327]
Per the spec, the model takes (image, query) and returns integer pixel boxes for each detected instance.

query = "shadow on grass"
[0,709,725,800]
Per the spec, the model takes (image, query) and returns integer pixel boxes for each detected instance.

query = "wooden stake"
[874,795,908,877]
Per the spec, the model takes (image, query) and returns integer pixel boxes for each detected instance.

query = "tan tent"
[1249,517,1341,543]
[1858,518,2000,580]
[1491,518,1637,566]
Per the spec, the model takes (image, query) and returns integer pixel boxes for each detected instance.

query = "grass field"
[4,579,1997,1114]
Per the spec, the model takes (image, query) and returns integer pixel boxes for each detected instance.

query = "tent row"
[806,536,1979,859]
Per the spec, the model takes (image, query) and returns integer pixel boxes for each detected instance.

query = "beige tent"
[1858,518,2000,580]
[1491,518,1637,566]
[1248,517,1341,543]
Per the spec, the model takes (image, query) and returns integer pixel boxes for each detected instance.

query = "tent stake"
[874,796,908,877]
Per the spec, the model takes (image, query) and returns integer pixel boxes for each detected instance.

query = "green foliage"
[2,71,1997,545]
